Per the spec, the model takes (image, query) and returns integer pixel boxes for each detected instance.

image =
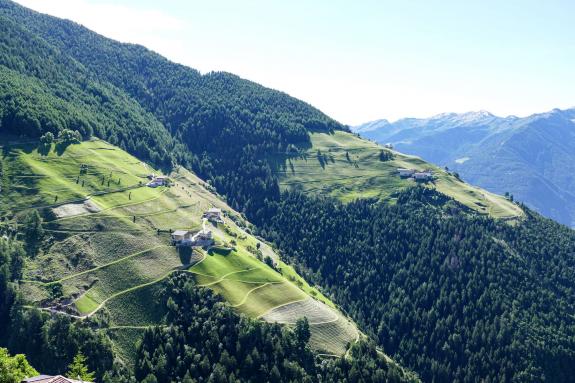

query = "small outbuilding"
[414,171,433,181]
[203,207,224,223]
[147,175,168,188]
[397,168,415,178]
[190,229,214,247]
[171,230,191,244]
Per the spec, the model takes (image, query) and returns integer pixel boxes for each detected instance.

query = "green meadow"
[3,137,354,365]
[272,130,522,219]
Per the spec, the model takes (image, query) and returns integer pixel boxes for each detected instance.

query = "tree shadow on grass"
[55,141,72,156]
[178,246,192,265]
[207,246,232,256]
[37,143,51,156]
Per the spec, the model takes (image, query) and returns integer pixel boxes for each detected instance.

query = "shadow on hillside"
[55,141,72,156]
[178,246,192,265]
[267,139,313,175]
[37,143,51,156]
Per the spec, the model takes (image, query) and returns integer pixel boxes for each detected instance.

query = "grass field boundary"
[21,245,168,286]
[196,268,258,287]
[95,203,197,219]
[256,297,338,323]
[250,295,309,315]
[5,183,149,215]
[231,283,272,308]
[43,228,148,234]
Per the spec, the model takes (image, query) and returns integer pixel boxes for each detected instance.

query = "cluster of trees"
[108,273,415,383]
[379,149,393,161]
[0,347,94,383]
[0,348,38,383]
[0,236,25,342]
[0,236,114,380]
[259,187,575,382]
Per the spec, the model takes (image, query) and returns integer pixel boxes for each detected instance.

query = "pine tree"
[294,317,311,348]
[67,352,95,382]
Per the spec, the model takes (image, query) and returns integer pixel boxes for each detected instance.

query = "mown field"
[272,131,522,219]
[2,137,359,365]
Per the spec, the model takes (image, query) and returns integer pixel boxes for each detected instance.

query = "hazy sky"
[14,0,575,125]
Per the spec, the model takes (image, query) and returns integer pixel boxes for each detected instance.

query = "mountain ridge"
[354,107,575,226]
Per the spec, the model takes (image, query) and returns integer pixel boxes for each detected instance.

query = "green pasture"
[105,282,167,326]
[272,130,522,219]
[4,137,358,361]
[1,138,162,212]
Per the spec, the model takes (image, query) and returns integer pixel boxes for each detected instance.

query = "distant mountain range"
[354,108,575,227]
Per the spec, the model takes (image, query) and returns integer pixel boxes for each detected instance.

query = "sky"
[13,0,575,125]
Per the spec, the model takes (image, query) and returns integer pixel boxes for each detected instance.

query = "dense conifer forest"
[261,188,575,382]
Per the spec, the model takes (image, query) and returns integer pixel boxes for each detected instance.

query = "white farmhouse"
[172,219,214,247]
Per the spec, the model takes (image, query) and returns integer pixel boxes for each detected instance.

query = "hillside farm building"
[204,207,224,223]
[414,171,433,181]
[147,175,168,188]
[171,219,214,247]
[398,168,415,178]
[171,230,191,243]
[397,168,433,181]
[190,229,213,247]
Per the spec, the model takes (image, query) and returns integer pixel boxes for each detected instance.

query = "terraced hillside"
[0,137,362,364]
[272,130,522,219]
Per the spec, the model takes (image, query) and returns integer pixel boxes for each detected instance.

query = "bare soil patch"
[52,198,101,218]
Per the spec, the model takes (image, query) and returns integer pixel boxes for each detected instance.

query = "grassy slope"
[1,137,359,365]
[273,131,522,219]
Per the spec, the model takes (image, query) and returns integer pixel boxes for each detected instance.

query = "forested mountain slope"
[260,188,575,382]
[1,1,575,382]
[0,0,342,223]
[354,109,575,227]
[0,0,520,222]
[0,136,415,382]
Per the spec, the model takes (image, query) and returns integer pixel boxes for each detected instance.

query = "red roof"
[22,375,91,383]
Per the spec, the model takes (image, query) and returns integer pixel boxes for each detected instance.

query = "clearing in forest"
[271,130,522,219]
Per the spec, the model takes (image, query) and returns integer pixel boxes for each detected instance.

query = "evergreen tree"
[67,352,95,382]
